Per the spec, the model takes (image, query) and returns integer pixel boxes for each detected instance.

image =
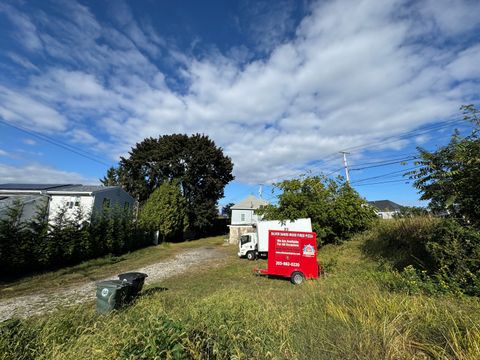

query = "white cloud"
[6,52,39,71]
[238,0,300,53]
[1,0,480,184]
[0,163,95,184]
[447,45,480,81]
[22,138,37,146]
[68,129,99,145]
[0,3,43,51]
[0,85,67,132]
[0,149,9,157]
[418,0,480,36]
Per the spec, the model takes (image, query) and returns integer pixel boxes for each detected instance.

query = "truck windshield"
[240,235,250,245]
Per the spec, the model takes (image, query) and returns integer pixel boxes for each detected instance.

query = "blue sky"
[0,0,479,207]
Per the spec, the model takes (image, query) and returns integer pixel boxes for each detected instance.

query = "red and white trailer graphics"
[255,230,320,284]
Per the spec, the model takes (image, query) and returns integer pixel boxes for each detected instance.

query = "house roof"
[0,184,78,191]
[231,195,269,210]
[0,184,121,195]
[368,200,402,212]
[0,194,46,210]
[48,185,120,194]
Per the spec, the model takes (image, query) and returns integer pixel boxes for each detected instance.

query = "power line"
[350,157,416,171]
[273,117,467,181]
[349,154,417,167]
[0,119,112,166]
[354,179,412,186]
[319,117,467,166]
[338,118,466,154]
[351,166,420,184]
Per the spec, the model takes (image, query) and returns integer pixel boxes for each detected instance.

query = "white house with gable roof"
[228,195,269,244]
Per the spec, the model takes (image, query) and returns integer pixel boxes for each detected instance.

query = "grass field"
[0,236,225,300]
[1,234,479,359]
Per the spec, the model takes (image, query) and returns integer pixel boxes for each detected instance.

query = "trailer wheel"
[291,271,304,285]
[246,251,256,261]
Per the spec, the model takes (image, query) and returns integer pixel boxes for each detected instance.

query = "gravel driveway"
[0,247,224,322]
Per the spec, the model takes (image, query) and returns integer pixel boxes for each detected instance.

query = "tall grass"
[362,217,480,296]
[1,236,479,359]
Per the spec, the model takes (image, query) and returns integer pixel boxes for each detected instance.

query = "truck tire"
[291,271,304,285]
[246,251,256,261]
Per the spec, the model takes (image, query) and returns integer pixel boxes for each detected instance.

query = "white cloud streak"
[0,0,479,184]
[0,163,94,184]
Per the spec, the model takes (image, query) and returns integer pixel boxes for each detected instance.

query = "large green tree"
[101,134,234,233]
[257,176,376,245]
[411,105,480,226]
[139,181,187,242]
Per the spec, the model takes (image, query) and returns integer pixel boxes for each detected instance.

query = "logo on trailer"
[302,244,315,257]
[101,288,109,297]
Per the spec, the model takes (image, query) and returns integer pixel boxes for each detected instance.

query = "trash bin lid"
[96,280,129,289]
[118,272,148,281]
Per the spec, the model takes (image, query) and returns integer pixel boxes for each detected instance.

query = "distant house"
[0,184,135,224]
[368,200,402,219]
[228,195,268,244]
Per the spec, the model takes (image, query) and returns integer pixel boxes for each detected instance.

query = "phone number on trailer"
[275,261,300,267]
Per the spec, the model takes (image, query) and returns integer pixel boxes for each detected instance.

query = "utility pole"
[340,151,350,184]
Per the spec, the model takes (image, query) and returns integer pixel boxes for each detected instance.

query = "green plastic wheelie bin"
[96,280,130,314]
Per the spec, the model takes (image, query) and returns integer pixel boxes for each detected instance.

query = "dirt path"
[0,247,224,322]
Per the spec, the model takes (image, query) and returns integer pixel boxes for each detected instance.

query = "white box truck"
[238,218,312,260]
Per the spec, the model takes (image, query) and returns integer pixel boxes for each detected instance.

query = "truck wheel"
[246,251,256,261]
[291,271,304,285]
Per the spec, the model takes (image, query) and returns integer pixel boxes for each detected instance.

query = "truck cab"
[238,232,257,260]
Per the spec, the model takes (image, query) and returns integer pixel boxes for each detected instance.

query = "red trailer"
[254,230,320,284]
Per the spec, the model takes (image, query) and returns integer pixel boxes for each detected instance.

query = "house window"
[241,213,245,222]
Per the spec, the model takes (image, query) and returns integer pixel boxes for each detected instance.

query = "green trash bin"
[96,280,130,314]
[118,272,148,299]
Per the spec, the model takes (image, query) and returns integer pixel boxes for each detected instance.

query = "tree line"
[0,202,150,277]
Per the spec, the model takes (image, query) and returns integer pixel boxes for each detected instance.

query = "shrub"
[0,203,151,278]
[257,176,377,245]
[363,217,480,296]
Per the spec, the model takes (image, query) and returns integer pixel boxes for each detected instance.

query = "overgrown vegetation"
[1,238,479,360]
[363,217,480,296]
[257,175,377,245]
[363,104,480,297]
[0,202,150,277]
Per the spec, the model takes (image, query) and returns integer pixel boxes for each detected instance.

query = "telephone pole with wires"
[258,184,263,199]
[340,151,350,183]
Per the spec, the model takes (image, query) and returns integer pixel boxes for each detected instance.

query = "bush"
[0,203,151,278]
[257,176,377,245]
[363,217,480,296]
[428,220,480,296]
